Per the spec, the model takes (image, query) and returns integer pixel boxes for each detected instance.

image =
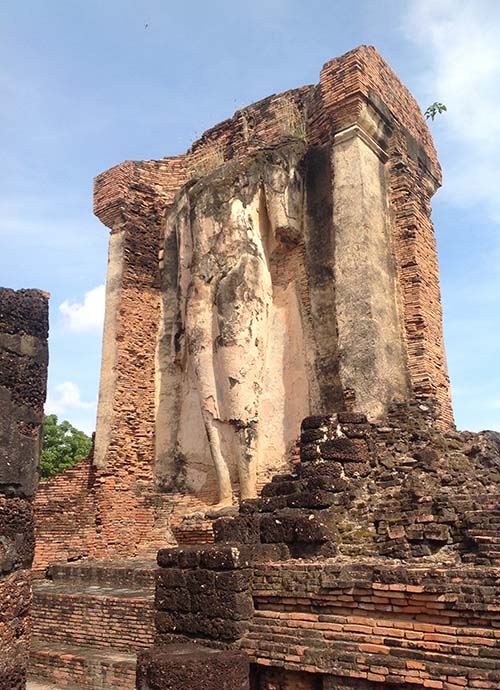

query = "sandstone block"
[0,496,34,573]
[319,438,370,462]
[158,544,252,571]
[0,288,48,498]
[213,515,261,544]
[137,645,250,690]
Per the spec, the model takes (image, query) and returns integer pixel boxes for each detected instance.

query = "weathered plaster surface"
[94,230,124,469]
[156,143,311,504]
[332,127,409,418]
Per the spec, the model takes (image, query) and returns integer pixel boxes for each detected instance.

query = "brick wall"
[32,581,154,651]
[33,455,97,572]
[29,644,137,690]
[0,287,48,690]
[247,562,499,689]
[388,131,452,427]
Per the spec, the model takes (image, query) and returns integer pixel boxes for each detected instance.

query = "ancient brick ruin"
[25,46,499,690]
[140,409,500,689]
[0,288,49,690]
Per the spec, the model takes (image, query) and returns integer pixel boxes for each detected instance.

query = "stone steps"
[45,559,157,587]
[29,640,136,690]
[28,560,157,690]
[32,580,155,652]
[28,513,219,688]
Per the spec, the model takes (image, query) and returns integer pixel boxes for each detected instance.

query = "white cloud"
[60,284,105,332]
[45,381,95,416]
[403,0,500,222]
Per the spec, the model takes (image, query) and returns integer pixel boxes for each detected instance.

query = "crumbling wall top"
[320,45,441,181]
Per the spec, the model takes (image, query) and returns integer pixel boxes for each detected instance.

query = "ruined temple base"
[28,409,500,690]
[145,411,500,690]
[27,560,156,690]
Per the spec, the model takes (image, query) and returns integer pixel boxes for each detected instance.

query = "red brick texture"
[246,561,500,689]
[29,641,137,690]
[28,560,157,689]
[317,46,440,169]
[33,455,96,573]
[32,581,154,652]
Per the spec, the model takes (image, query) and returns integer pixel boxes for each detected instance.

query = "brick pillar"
[93,158,188,557]
[331,111,410,419]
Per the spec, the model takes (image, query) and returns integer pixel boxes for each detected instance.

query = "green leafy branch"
[40,414,92,479]
[425,102,447,121]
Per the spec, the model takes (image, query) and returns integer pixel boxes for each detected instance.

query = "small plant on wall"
[425,102,447,121]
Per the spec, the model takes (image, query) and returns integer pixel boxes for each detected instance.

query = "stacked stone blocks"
[0,288,48,690]
[144,409,499,689]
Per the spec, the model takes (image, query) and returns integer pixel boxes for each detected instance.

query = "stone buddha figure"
[156,141,311,506]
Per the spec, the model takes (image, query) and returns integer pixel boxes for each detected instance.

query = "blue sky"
[1,0,498,434]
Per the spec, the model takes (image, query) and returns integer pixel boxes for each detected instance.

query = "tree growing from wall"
[40,414,92,479]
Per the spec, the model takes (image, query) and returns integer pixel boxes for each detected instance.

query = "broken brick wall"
[147,411,499,690]
[32,454,97,573]
[34,45,454,566]
[0,287,48,690]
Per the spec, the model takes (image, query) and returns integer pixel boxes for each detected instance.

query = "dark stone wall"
[0,287,49,690]
[0,288,49,498]
[146,407,500,690]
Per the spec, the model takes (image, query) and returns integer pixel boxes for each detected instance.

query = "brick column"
[331,109,410,419]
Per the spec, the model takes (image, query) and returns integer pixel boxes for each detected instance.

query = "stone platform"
[144,411,500,689]
[28,560,157,690]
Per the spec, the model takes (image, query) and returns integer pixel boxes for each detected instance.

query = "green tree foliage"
[40,414,92,479]
[425,102,447,121]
